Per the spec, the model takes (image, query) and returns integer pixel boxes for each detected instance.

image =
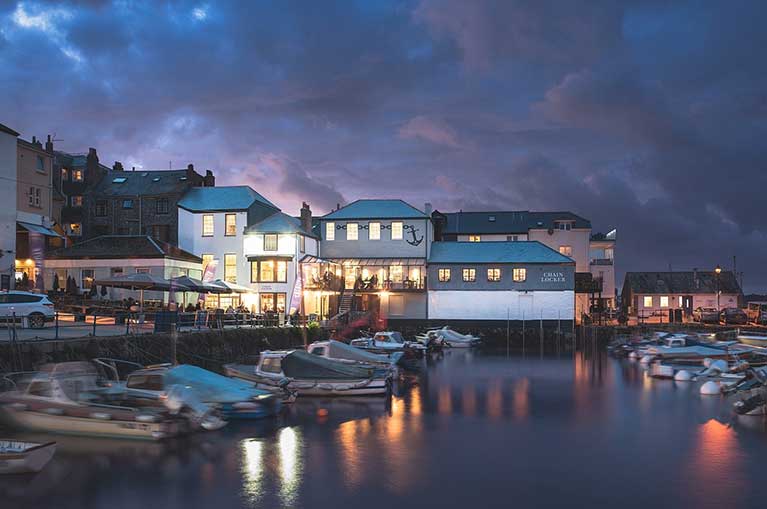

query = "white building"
[178,186,279,310]
[0,123,18,290]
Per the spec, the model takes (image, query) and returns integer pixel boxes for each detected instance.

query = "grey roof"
[0,123,19,136]
[92,169,200,196]
[47,235,202,263]
[245,212,316,237]
[178,186,276,212]
[623,271,742,295]
[428,241,575,264]
[323,199,427,220]
[440,211,591,235]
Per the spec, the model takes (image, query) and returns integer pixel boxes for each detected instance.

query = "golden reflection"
[241,439,264,502]
[487,380,503,420]
[462,385,476,416]
[337,420,366,488]
[438,386,453,415]
[687,419,743,506]
[387,397,406,440]
[278,427,303,505]
[410,388,422,416]
[513,378,530,420]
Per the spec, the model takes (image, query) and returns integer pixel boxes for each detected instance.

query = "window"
[94,200,107,216]
[255,261,287,283]
[81,269,94,290]
[36,155,45,172]
[126,375,164,391]
[299,235,305,253]
[112,177,127,184]
[110,267,123,278]
[264,234,278,251]
[391,221,403,240]
[643,296,654,308]
[660,296,669,308]
[202,254,214,271]
[156,198,169,214]
[250,261,259,283]
[71,195,83,207]
[224,254,237,283]
[559,245,573,257]
[260,357,283,374]
[122,199,133,209]
[507,235,519,241]
[260,261,275,282]
[61,168,68,181]
[276,261,287,282]
[369,222,380,240]
[487,268,501,282]
[202,214,214,236]
[512,268,527,282]
[69,223,82,236]
[135,267,150,274]
[28,186,41,207]
[468,235,481,242]
[347,223,358,240]
[73,169,83,182]
[678,296,683,307]
[224,214,237,236]
[556,221,572,231]
[389,265,403,283]
[438,268,451,282]
[462,268,476,282]
[326,222,335,241]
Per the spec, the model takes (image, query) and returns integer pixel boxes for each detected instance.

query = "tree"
[100,285,108,299]
[52,273,60,292]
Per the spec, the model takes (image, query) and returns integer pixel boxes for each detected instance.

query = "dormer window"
[555,221,572,231]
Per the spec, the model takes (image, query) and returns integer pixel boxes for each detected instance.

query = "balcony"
[590,258,614,266]
[354,277,426,292]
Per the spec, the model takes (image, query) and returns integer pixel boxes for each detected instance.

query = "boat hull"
[224,365,390,397]
[0,441,56,474]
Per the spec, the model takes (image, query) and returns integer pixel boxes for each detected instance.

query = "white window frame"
[347,223,358,241]
[224,214,237,237]
[487,268,501,282]
[643,296,653,308]
[326,222,335,241]
[462,268,476,282]
[202,214,214,237]
[438,268,451,282]
[559,245,573,257]
[512,268,526,282]
[264,234,278,251]
[369,222,380,240]
[391,221,403,240]
[660,296,669,308]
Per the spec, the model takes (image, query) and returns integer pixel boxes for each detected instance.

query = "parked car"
[693,307,720,324]
[720,307,749,325]
[0,291,55,328]
[746,302,767,325]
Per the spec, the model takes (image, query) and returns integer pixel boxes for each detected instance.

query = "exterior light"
[715,265,722,274]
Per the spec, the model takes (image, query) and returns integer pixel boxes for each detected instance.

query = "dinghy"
[0,440,56,474]
[416,326,481,348]
[350,332,426,358]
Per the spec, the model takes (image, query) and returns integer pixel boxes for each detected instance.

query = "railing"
[355,277,427,292]
[590,258,614,266]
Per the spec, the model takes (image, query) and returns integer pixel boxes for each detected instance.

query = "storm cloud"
[2,0,766,290]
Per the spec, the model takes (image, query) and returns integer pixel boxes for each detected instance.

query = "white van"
[0,291,55,329]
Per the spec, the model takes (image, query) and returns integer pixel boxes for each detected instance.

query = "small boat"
[225,350,392,397]
[307,340,403,372]
[350,331,426,358]
[0,440,56,474]
[416,326,481,348]
[737,334,767,347]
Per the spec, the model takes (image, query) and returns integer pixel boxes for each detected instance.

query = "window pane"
[559,246,572,256]
[202,215,214,236]
[251,261,259,283]
[326,222,335,241]
[224,254,237,283]
[369,222,380,240]
[462,268,476,282]
[438,268,451,282]
[469,235,481,242]
[660,296,669,308]
[264,234,278,251]
[391,222,403,240]
[487,268,501,281]
[512,268,526,282]
[347,223,358,240]
[277,261,287,282]
[260,261,275,282]
[225,214,237,236]
[643,296,653,307]
[389,265,403,283]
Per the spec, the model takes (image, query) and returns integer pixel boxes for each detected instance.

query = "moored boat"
[350,331,426,358]
[0,440,56,474]
[307,340,402,373]
[416,326,481,348]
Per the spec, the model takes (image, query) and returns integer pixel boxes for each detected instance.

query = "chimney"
[300,202,312,233]
[203,169,215,187]
[32,136,37,144]
[113,161,124,172]
[186,163,196,182]
[132,166,136,172]
[336,203,340,211]
[45,135,53,152]
[424,202,432,216]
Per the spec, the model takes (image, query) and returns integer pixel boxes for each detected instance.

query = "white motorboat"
[416,326,481,348]
[350,331,426,358]
[307,340,402,373]
[0,440,56,474]
[224,350,391,397]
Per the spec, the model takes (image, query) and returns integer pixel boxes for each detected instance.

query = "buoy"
[316,408,329,418]
[640,355,654,365]
[700,381,721,395]
[674,370,693,382]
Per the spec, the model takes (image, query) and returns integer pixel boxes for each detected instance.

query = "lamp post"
[715,265,722,312]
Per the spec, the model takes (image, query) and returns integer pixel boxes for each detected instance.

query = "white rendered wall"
[0,130,17,286]
[428,290,574,320]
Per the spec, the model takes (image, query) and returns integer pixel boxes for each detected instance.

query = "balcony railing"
[590,258,614,266]
[355,277,426,292]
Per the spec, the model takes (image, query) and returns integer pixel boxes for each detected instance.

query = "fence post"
[522,311,526,355]
[92,313,97,336]
[55,312,59,340]
[170,323,177,365]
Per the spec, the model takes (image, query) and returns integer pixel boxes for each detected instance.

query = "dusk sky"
[2,1,766,291]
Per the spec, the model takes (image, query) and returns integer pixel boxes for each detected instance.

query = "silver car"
[0,291,55,329]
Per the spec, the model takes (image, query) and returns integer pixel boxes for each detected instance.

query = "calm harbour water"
[4,348,767,509]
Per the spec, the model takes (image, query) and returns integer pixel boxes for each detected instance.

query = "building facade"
[0,123,18,290]
[53,147,111,240]
[427,241,575,322]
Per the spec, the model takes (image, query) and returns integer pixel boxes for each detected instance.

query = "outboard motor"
[164,384,227,431]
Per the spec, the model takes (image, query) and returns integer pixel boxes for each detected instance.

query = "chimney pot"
[300,202,312,233]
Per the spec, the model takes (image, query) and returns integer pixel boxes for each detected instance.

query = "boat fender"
[640,355,654,365]
[674,370,694,382]
[90,412,112,420]
[700,381,722,395]
[42,407,64,415]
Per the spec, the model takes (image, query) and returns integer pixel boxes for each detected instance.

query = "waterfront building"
[0,123,18,290]
[427,241,575,323]
[177,185,282,310]
[307,199,432,323]
[45,235,202,303]
[621,270,742,320]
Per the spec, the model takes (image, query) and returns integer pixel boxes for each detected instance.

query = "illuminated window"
[224,254,237,283]
[224,214,237,236]
[512,268,526,282]
[487,268,501,282]
[326,222,335,241]
[72,169,83,182]
[264,234,278,251]
[260,260,275,282]
[202,254,214,271]
[660,296,669,308]
[438,268,451,282]
[468,235,481,242]
[391,221,403,240]
[81,269,94,290]
[462,268,476,282]
[71,195,83,207]
[61,168,68,181]
[276,261,287,282]
[559,245,573,257]
[347,223,358,240]
[202,214,214,236]
[678,296,683,307]
[643,296,653,308]
[250,262,259,283]
[369,222,380,240]
[389,265,403,283]
[69,223,82,236]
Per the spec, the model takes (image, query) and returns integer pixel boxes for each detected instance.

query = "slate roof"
[623,271,742,295]
[92,169,200,196]
[323,199,427,220]
[178,186,277,212]
[428,241,575,264]
[440,211,591,235]
[47,236,202,263]
[245,211,317,237]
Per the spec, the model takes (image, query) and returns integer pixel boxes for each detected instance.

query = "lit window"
[369,222,380,240]
[347,223,358,240]
[260,260,275,282]
[468,235,481,242]
[678,296,683,307]
[122,199,133,209]
[389,265,403,283]
[462,268,476,282]
[512,268,526,282]
[61,168,68,181]
[250,261,259,283]
[559,245,573,257]
[643,296,653,308]
[202,214,214,236]
[264,234,278,251]
[326,222,335,241]
[438,268,451,282]
[224,254,237,283]
[71,195,83,207]
[391,221,403,240]
[487,268,501,282]
[225,214,237,236]
[660,296,669,308]
[73,169,83,182]
[69,223,82,236]
[81,269,94,290]
[276,261,287,282]
[202,254,214,271]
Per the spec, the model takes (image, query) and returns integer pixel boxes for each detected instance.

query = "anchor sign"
[405,224,423,246]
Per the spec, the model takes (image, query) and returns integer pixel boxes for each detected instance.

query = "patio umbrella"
[170,275,227,308]
[95,273,190,309]
[209,279,255,294]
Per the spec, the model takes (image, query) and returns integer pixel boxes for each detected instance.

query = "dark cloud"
[1,0,767,290]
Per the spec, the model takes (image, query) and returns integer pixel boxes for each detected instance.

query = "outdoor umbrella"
[170,275,227,308]
[209,279,255,294]
[95,273,190,310]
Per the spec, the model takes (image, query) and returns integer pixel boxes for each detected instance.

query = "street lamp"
[715,265,722,312]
